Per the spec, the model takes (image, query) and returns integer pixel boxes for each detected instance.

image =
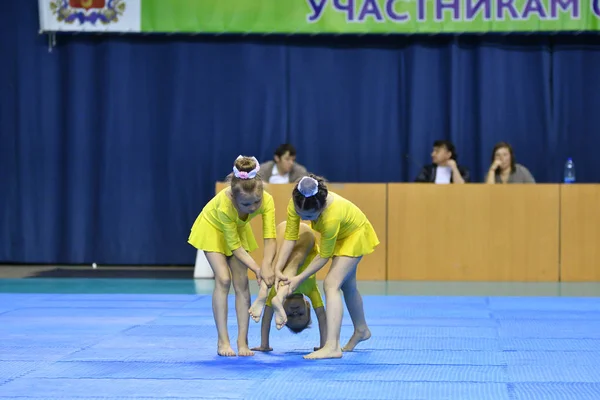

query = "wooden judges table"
[214,182,600,282]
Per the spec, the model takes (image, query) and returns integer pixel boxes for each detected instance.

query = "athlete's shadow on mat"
[194,349,377,369]
[193,359,385,375]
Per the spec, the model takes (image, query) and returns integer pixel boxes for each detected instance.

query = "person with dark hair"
[249,222,327,352]
[415,140,470,184]
[188,155,277,357]
[271,175,380,360]
[259,144,309,184]
[485,142,535,184]
[223,144,309,183]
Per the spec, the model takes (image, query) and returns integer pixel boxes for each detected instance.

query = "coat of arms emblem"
[50,0,126,25]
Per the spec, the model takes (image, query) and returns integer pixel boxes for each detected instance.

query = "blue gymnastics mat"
[1,293,600,399]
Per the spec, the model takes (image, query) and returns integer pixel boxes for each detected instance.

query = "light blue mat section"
[1,293,600,399]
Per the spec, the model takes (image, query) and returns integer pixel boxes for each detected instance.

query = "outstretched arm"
[232,247,261,280]
[273,240,295,285]
[288,255,329,291]
[251,305,274,352]
[220,210,261,279]
[274,199,303,286]
[287,218,339,289]
[260,194,278,286]
[260,238,277,286]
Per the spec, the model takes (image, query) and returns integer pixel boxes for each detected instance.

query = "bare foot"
[274,311,287,330]
[248,297,266,323]
[248,282,269,323]
[271,286,289,330]
[217,341,236,357]
[342,328,371,352]
[304,344,343,360]
[237,345,255,357]
[251,346,273,352]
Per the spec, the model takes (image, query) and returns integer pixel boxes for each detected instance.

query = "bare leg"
[304,256,361,360]
[229,256,254,356]
[340,264,371,351]
[271,222,315,330]
[249,280,269,323]
[271,248,308,329]
[314,306,327,350]
[248,223,286,322]
[204,252,235,357]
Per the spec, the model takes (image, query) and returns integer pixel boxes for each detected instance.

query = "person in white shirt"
[259,144,309,184]
[414,140,470,184]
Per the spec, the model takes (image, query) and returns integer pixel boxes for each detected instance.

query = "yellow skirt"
[332,221,380,258]
[187,215,258,257]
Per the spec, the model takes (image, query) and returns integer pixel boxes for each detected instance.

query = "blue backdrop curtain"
[1,1,599,265]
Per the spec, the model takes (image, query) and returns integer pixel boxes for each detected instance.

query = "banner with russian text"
[38,0,600,34]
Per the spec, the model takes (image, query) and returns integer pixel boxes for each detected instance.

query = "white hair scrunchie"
[297,176,319,197]
[232,155,260,180]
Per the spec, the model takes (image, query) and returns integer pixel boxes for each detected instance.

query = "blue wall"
[2,1,599,264]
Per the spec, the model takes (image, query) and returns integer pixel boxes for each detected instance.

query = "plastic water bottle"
[564,158,576,183]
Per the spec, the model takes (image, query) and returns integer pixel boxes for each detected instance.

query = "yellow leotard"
[266,244,324,309]
[188,188,276,256]
[284,192,379,259]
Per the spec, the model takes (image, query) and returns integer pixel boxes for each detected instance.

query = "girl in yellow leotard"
[273,174,379,359]
[188,156,277,357]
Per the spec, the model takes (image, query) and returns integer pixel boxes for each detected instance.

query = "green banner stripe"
[140,0,600,33]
